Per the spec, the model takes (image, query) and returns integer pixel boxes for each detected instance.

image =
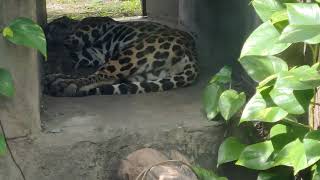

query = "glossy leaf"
[275,65,320,90]
[286,3,320,25]
[270,124,309,139]
[271,125,309,154]
[209,66,232,85]
[2,17,47,58]
[270,124,288,138]
[255,107,288,123]
[270,88,313,115]
[279,24,320,43]
[192,166,228,180]
[218,90,246,121]
[218,137,246,166]
[0,135,6,156]
[257,75,277,89]
[304,131,320,166]
[240,92,266,123]
[240,21,291,58]
[271,9,288,24]
[240,91,288,123]
[236,141,275,170]
[306,34,320,44]
[0,68,14,98]
[240,56,288,82]
[274,139,308,175]
[203,84,222,120]
[312,163,320,180]
[280,3,320,43]
[271,9,289,32]
[252,0,284,22]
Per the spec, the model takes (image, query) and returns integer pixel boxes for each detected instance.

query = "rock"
[118,148,198,180]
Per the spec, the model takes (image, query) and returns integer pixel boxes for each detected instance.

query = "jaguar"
[44,16,199,97]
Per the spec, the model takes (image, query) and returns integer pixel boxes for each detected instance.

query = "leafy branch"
[203,1,320,179]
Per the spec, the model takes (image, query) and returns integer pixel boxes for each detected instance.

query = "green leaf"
[306,34,320,44]
[271,9,289,32]
[275,65,320,90]
[274,139,308,175]
[240,92,267,123]
[209,66,232,84]
[240,21,291,58]
[286,3,320,25]
[240,56,288,82]
[203,84,223,120]
[271,9,289,24]
[252,0,284,22]
[312,163,320,180]
[240,91,288,123]
[217,137,246,166]
[271,124,309,154]
[270,123,309,139]
[0,68,14,98]
[218,90,246,121]
[236,141,275,170]
[280,3,320,43]
[192,166,228,180]
[2,17,47,58]
[270,88,313,115]
[3,27,13,38]
[303,131,320,166]
[0,135,6,156]
[256,107,288,123]
[270,124,288,138]
[258,75,277,89]
[279,24,320,43]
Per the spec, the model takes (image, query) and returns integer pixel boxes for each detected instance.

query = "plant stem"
[309,44,320,130]
[309,44,319,65]
[0,120,26,180]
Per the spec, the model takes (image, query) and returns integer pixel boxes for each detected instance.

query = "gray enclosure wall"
[147,0,257,74]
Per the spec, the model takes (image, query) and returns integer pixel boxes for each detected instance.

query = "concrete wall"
[146,0,179,24]
[0,0,43,138]
[147,0,258,74]
[181,0,258,73]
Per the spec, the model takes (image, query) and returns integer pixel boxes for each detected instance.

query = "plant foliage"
[203,0,320,179]
[192,166,228,180]
[2,17,47,58]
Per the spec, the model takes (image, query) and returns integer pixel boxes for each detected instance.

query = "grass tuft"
[47,0,142,21]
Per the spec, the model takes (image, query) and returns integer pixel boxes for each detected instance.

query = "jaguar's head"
[44,16,79,46]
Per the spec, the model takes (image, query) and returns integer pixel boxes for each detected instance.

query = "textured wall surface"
[0,0,42,138]
[146,0,179,24]
[0,1,44,179]
[181,0,258,73]
[147,0,258,74]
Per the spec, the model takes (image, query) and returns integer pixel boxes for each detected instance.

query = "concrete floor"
[1,79,224,180]
[0,77,256,180]
[0,80,227,180]
[41,79,218,145]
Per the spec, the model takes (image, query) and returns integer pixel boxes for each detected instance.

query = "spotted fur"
[44,16,199,96]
